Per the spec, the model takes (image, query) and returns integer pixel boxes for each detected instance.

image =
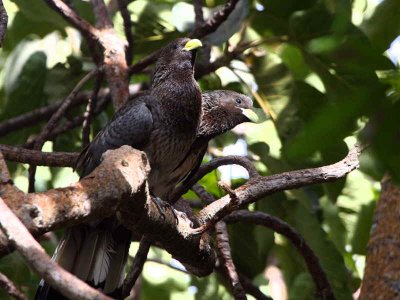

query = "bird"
[167,90,258,204]
[35,37,203,300]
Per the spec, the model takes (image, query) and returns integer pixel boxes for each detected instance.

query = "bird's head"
[215,91,258,123]
[156,38,203,71]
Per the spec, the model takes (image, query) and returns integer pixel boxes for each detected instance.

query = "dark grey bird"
[168,90,257,204]
[35,37,203,300]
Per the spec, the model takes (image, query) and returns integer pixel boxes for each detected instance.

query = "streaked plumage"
[168,90,255,203]
[35,38,202,300]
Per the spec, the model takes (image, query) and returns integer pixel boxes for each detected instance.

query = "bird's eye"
[173,43,179,50]
[235,98,242,105]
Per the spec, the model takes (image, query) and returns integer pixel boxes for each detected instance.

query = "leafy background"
[0,0,399,299]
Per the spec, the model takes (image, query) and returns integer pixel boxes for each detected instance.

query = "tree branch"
[117,0,134,64]
[196,145,360,226]
[0,272,28,300]
[28,69,98,192]
[122,236,151,298]
[0,147,216,276]
[359,175,400,299]
[82,72,103,147]
[91,0,113,29]
[225,210,335,300]
[0,145,360,284]
[190,0,240,39]
[0,91,92,137]
[193,0,205,28]
[43,0,98,41]
[0,0,8,47]
[170,155,259,203]
[0,195,112,300]
[215,221,247,300]
[0,144,77,167]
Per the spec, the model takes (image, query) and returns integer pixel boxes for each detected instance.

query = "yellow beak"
[183,39,203,51]
[241,108,259,123]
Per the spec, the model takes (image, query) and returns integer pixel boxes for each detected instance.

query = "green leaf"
[361,0,400,52]
[229,222,273,279]
[280,45,311,80]
[351,201,376,255]
[0,43,47,145]
[288,272,315,300]
[284,201,353,300]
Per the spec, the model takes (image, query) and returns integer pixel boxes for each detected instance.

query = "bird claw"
[150,197,180,224]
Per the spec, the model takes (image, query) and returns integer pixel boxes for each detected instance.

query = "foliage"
[0,0,399,299]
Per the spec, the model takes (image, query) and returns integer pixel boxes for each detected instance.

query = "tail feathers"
[35,220,132,300]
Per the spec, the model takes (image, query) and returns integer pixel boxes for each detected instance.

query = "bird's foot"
[150,197,180,224]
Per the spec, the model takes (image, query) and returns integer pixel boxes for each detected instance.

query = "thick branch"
[226,210,335,300]
[190,0,240,39]
[0,147,216,276]
[0,272,28,300]
[0,197,111,300]
[0,0,7,47]
[359,175,400,299]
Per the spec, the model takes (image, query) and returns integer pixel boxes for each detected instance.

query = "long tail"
[35,218,131,300]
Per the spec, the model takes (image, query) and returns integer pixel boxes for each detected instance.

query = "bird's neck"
[152,71,202,131]
[198,106,244,139]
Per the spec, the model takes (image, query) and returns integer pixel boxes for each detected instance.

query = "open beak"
[241,108,259,123]
[183,39,203,51]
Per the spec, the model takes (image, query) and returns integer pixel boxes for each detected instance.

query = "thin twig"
[23,95,111,149]
[117,0,134,64]
[28,69,98,191]
[0,272,28,300]
[43,0,98,40]
[190,0,240,39]
[226,210,335,300]
[0,196,112,300]
[122,236,151,298]
[0,0,8,47]
[238,273,273,300]
[0,92,92,137]
[193,0,205,28]
[0,144,77,167]
[171,155,259,203]
[32,69,98,149]
[82,72,103,147]
[91,0,113,29]
[216,221,247,300]
[193,186,248,300]
[128,50,160,75]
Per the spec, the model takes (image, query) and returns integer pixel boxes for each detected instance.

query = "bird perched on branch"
[35,38,203,300]
[168,90,258,203]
